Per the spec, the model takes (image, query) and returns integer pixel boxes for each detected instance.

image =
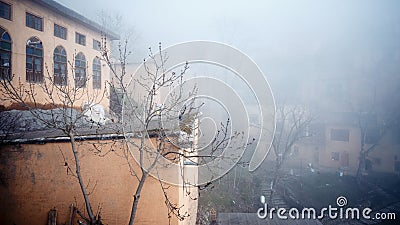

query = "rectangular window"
[331,129,349,142]
[93,39,101,50]
[54,24,67,40]
[75,32,86,46]
[0,1,11,20]
[26,12,43,31]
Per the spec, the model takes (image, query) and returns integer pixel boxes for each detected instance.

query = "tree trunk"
[69,133,96,224]
[128,172,148,225]
[356,151,366,182]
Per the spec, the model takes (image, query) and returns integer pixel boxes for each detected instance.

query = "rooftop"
[0,109,177,144]
[31,0,119,40]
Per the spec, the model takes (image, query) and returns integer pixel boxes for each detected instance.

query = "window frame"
[26,37,43,83]
[75,32,86,46]
[26,12,43,31]
[0,27,11,80]
[54,23,67,40]
[92,57,101,89]
[53,46,67,86]
[0,1,12,20]
[74,52,86,88]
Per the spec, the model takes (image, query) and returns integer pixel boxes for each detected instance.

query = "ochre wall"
[0,141,180,225]
[0,0,111,109]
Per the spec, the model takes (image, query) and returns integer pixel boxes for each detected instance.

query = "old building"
[0,0,118,109]
[0,1,198,225]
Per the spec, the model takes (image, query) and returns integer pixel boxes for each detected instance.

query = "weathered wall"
[0,140,183,225]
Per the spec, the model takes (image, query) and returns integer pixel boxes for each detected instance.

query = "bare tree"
[353,79,400,180]
[1,29,245,225]
[0,110,23,140]
[100,37,247,224]
[0,57,106,225]
[96,10,139,63]
[269,104,313,202]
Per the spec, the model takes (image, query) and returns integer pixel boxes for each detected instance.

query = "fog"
[56,0,400,173]
[54,0,400,222]
[57,0,400,90]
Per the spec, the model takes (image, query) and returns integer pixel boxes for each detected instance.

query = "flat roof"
[31,0,120,40]
[0,109,177,144]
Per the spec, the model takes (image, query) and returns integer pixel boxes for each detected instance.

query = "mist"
[57,0,400,96]
[54,0,400,224]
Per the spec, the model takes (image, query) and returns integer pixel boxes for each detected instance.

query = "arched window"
[74,52,86,88]
[0,27,12,80]
[54,46,67,85]
[92,57,101,89]
[26,37,43,83]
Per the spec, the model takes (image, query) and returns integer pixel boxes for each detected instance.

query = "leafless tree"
[100,36,246,224]
[0,57,106,225]
[96,10,139,63]
[269,104,313,202]
[0,110,23,140]
[352,78,400,180]
[1,28,245,225]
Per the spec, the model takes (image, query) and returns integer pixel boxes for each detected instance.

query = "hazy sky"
[56,0,400,86]
[54,0,400,166]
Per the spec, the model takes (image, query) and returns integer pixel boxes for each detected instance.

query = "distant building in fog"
[271,71,400,175]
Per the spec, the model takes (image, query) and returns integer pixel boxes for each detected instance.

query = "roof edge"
[31,0,120,40]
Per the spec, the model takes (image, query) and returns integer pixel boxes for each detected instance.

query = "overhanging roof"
[31,0,120,40]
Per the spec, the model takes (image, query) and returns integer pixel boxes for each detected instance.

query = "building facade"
[0,1,199,225]
[0,0,118,110]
